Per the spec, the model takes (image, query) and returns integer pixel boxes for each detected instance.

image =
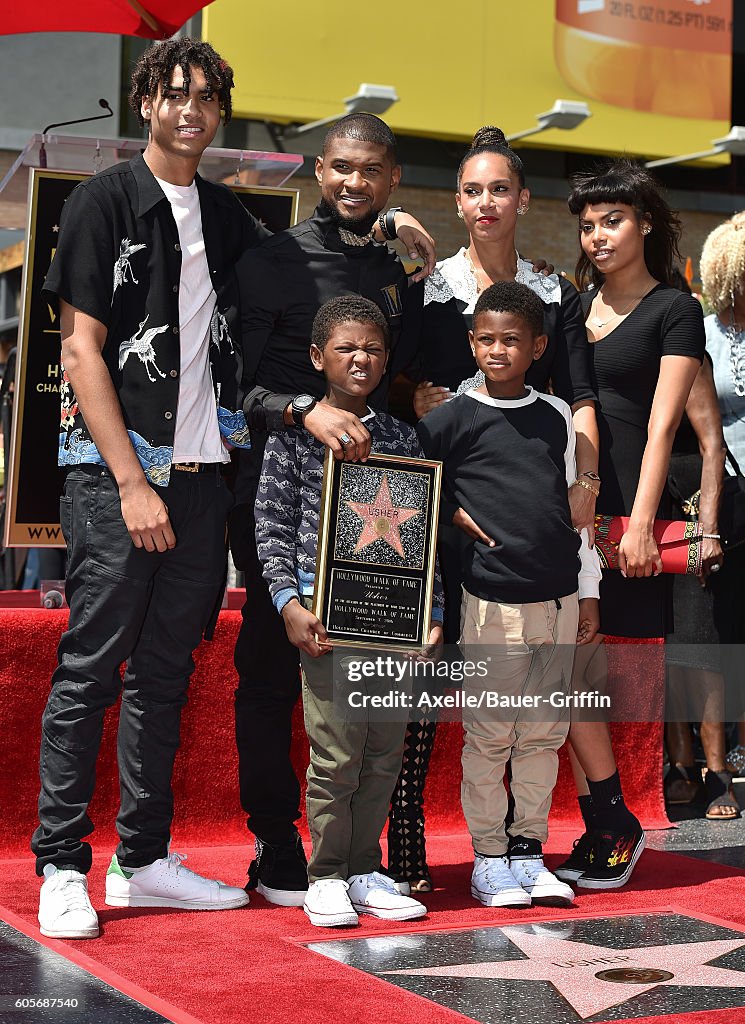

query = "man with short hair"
[33,38,262,939]
[232,113,431,906]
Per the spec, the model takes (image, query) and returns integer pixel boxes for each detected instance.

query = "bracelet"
[384,206,403,240]
[377,212,393,241]
[574,478,600,498]
[702,532,721,540]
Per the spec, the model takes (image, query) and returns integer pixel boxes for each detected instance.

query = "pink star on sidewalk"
[385,925,745,1020]
[346,473,419,558]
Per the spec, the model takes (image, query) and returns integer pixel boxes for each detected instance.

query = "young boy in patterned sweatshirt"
[256,295,444,928]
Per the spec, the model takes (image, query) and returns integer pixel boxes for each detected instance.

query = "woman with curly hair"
[698,212,745,779]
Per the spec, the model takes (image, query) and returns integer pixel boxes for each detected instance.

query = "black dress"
[583,283,706,638]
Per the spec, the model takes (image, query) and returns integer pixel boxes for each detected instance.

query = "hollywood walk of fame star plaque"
[313,450,441,649]
[305,912,745,1024]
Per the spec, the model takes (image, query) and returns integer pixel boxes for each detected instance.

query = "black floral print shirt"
[43,153,269,486]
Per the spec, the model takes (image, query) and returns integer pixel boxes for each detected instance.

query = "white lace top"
[422,248,563,394]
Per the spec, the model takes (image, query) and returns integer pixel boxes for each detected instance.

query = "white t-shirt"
[155,175,229,464]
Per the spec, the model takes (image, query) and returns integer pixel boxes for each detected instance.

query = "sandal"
[725,745,745,777]
[704,768,741,820]
[664,763,703,805]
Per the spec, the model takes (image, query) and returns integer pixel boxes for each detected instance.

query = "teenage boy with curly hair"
[33,38,262,939]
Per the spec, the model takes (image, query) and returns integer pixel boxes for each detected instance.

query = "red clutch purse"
[594,516,703,575]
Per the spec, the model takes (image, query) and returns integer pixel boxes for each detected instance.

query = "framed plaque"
[313,451,442,650]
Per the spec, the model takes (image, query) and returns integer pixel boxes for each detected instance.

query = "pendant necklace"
[590,287,648,329]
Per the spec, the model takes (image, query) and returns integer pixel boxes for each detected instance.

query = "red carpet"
[1,838,744,1024]
[1,610,668,859]
[2,602,738,1024]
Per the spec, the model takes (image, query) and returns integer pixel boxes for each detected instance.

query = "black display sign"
[4,170,299,547]
[313,451,441,650]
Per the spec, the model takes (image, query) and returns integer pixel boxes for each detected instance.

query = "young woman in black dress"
[386,127,600,893]
[555,161,705,889]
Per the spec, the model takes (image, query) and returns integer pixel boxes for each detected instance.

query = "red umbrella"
[1,0,213,40]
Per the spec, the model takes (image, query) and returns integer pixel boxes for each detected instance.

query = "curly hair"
[129,38,234,127]
[473,281,545,336]
[567,159,682,290]
[457,125,526,189]
[699,212,745,317]
[311,294,391,351]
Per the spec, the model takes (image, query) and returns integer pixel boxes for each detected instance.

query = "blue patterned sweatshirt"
[256,407,444,622]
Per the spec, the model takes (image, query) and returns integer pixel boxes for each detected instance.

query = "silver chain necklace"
[726,312,745,397]
[590,287,648,328]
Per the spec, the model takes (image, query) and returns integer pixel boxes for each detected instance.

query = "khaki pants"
[460,589,579,856]
[301,650,409,882]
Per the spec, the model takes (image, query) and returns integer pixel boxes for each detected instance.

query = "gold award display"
[313,451,442,650]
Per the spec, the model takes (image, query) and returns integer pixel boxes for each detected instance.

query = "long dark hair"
[457,126,525,188]
[567,159,682,290]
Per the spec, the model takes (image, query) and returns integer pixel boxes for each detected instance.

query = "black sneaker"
[246,834,308,906]
[554,831,595,882]
[576,829,645,890]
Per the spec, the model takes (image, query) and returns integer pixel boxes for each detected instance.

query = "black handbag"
[719,448,745,550]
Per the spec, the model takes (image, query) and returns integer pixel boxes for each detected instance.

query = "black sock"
[587,771,640,833]
[578,794,595,832]
[507,835,543,859]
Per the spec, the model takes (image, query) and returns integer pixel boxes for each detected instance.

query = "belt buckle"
[173,462,200,473]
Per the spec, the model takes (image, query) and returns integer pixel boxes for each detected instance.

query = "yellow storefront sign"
[204,0,732,163]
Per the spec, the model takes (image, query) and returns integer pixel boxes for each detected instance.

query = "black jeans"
[231,445,303,845]
[32,464,231,875]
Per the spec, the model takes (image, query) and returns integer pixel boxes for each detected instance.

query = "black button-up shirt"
[43,152,269,487]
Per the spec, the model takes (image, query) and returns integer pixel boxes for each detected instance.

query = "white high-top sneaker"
[471,855,531,908]
[509,856,575,907]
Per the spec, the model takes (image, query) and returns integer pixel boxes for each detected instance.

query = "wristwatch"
[291,394,316,426]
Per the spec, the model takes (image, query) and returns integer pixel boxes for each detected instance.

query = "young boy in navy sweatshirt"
[256,295,443,927]
[416,281,601,908]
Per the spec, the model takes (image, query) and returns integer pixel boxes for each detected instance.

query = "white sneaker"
[303,879,359,928]
[509,857,575,907]
[471,855,531,908]
[104,853,249,911]
[38,865,99,939]
[347,871,427,921]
